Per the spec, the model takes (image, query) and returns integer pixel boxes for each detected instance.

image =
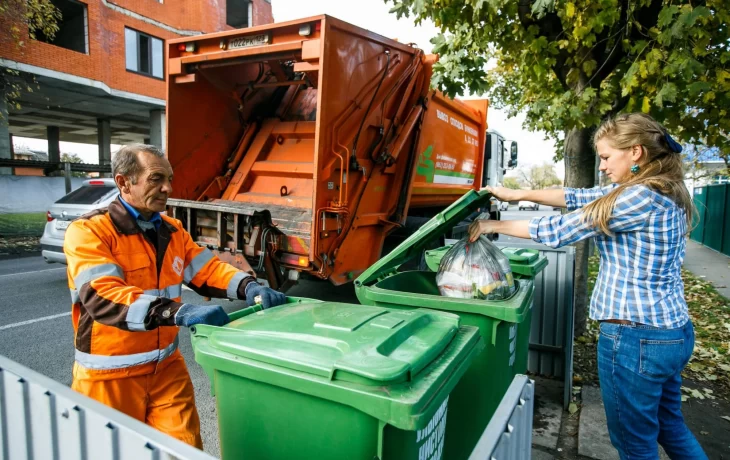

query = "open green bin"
[192,297,483,460]
[355,189,548,460]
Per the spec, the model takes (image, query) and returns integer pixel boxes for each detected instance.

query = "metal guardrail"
[469,375,534,460]
[0,355,216,460]
[0,159,112,173]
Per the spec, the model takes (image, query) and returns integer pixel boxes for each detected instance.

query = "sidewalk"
[683,240,730,299]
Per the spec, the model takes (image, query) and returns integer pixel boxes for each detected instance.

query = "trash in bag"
[436,236,516,300]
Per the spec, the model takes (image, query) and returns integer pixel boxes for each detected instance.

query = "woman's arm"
[468,219,531,242]
[487,186,567,208]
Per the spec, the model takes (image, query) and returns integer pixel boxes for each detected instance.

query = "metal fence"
[691,184,730,256]
[495,240,575,409]
[468,375,534,460]
[0,355,216,460]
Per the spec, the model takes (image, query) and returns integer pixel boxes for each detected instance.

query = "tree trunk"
[564,126,596,337]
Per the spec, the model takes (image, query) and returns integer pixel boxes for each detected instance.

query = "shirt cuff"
[528,217,544,244]
[563,188,578,211]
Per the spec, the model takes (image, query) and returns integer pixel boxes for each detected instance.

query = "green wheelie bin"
[425,245,548,374]
[191,297,484,460]
[354,189,548,460]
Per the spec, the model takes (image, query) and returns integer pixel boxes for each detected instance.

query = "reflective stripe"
[69,288,80,304]
[75,335,179,370]
[143,283,182,299]
[226,271,249,299]
[126,294,157,332]
[183,249,214,284]
[74,263,124,289]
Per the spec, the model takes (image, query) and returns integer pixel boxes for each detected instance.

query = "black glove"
[245,283,286,309]
[174,304,229,327]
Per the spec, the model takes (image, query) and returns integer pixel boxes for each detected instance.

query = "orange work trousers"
[71,353,202,448]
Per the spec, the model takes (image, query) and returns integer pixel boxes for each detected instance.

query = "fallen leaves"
[682,269,730,398]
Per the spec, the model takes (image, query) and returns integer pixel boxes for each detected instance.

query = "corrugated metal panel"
[0,355,216,460]
[468,375,534,460]
[496,240,575,409]
[690,187,707,243]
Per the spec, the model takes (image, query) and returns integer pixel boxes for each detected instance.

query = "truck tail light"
[280,253,309,267]
[47,211,53,222]
[178,43,196,52]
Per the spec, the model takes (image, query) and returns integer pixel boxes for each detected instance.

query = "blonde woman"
[469,113,706,459]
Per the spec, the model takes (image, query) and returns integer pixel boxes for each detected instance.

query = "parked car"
[499,201,510,211]
[518,201,539,211]
[40,179,119,264]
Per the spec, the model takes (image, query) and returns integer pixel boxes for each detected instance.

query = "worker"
[64,143,286,448]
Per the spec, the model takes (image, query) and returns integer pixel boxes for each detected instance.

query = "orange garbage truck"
[165,15,517,289]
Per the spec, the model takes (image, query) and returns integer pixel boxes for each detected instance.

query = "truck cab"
[482,129,518,218]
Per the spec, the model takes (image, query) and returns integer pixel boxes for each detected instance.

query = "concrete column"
[0,95,11,175]
[97,118,111,165]
[149,109,166,150]
[47,126,60,163]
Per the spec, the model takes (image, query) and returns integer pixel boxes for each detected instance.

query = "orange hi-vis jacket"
[64,199,255,379]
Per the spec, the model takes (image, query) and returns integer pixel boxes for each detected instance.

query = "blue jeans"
[597,320,707,460]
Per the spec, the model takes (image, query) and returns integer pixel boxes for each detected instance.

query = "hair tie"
[663,132,683,153]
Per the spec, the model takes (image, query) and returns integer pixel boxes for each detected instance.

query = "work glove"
[245,283,286,309]
[174,304,230,328]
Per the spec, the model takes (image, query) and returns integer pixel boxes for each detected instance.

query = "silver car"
[40,178,119,264]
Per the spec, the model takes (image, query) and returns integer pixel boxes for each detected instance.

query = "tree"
[61,153,89,178]
[684,144,730,187]
[518,163,563,189]
[389,0,729,334]
[0,0,61,117]
[502,176,522,189]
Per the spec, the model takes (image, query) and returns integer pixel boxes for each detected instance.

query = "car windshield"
[55,185,116,205]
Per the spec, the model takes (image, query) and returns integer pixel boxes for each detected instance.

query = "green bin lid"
[500,247,549,277]
[356,189,492,286]
[196,302,458,385]
[192,301,484,430]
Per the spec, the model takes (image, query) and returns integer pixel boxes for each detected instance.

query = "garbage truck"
[164,15,517,289]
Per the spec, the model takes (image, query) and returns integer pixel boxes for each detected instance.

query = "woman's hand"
[468,219,498,242]
[484,186,521,203]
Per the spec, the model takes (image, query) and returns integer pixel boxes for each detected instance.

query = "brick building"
[0,0,273,174]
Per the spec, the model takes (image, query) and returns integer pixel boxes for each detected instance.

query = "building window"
[125,28,164,79]
[35,0,88,54]
[227,0,252,28]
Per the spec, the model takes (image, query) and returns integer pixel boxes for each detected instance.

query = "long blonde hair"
[582,113,695,234]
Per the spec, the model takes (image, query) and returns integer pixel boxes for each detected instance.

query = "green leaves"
[389,0,730,159]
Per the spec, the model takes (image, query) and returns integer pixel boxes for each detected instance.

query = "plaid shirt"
[528,185,690,328]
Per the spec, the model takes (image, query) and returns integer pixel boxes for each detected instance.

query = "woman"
[469,113,707,459]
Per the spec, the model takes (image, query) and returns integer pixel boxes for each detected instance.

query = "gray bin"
[0,354,216,460]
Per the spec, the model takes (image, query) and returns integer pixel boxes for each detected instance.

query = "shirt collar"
[118,196,162,230]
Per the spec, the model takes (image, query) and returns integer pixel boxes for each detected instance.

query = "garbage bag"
[436,236,516,300]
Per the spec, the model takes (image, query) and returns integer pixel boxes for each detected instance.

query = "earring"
[630,164,640,174]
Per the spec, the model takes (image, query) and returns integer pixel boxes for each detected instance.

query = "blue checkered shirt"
[528,185,690,328]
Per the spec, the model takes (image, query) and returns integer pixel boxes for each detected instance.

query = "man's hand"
[468,219,499,242]
[483,186,521,203]
[245,283,286,309]
[174,304,229,328]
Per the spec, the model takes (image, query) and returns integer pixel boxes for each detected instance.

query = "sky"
[13,0,562,178]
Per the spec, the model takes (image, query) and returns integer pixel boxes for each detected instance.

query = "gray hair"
[112,144,165,184]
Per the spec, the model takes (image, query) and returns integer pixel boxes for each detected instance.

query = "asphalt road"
[0,207,557,457]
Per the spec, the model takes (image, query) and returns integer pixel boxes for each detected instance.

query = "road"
[0,207,557,457]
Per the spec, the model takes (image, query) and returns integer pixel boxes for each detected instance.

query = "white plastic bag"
[436,236,516,300]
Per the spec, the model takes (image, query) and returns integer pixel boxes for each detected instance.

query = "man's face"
[116,151,173,217]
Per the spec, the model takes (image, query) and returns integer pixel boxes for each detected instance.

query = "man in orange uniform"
[64,144,285,448]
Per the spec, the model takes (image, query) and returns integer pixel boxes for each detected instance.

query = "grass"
[0,212,47,237]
